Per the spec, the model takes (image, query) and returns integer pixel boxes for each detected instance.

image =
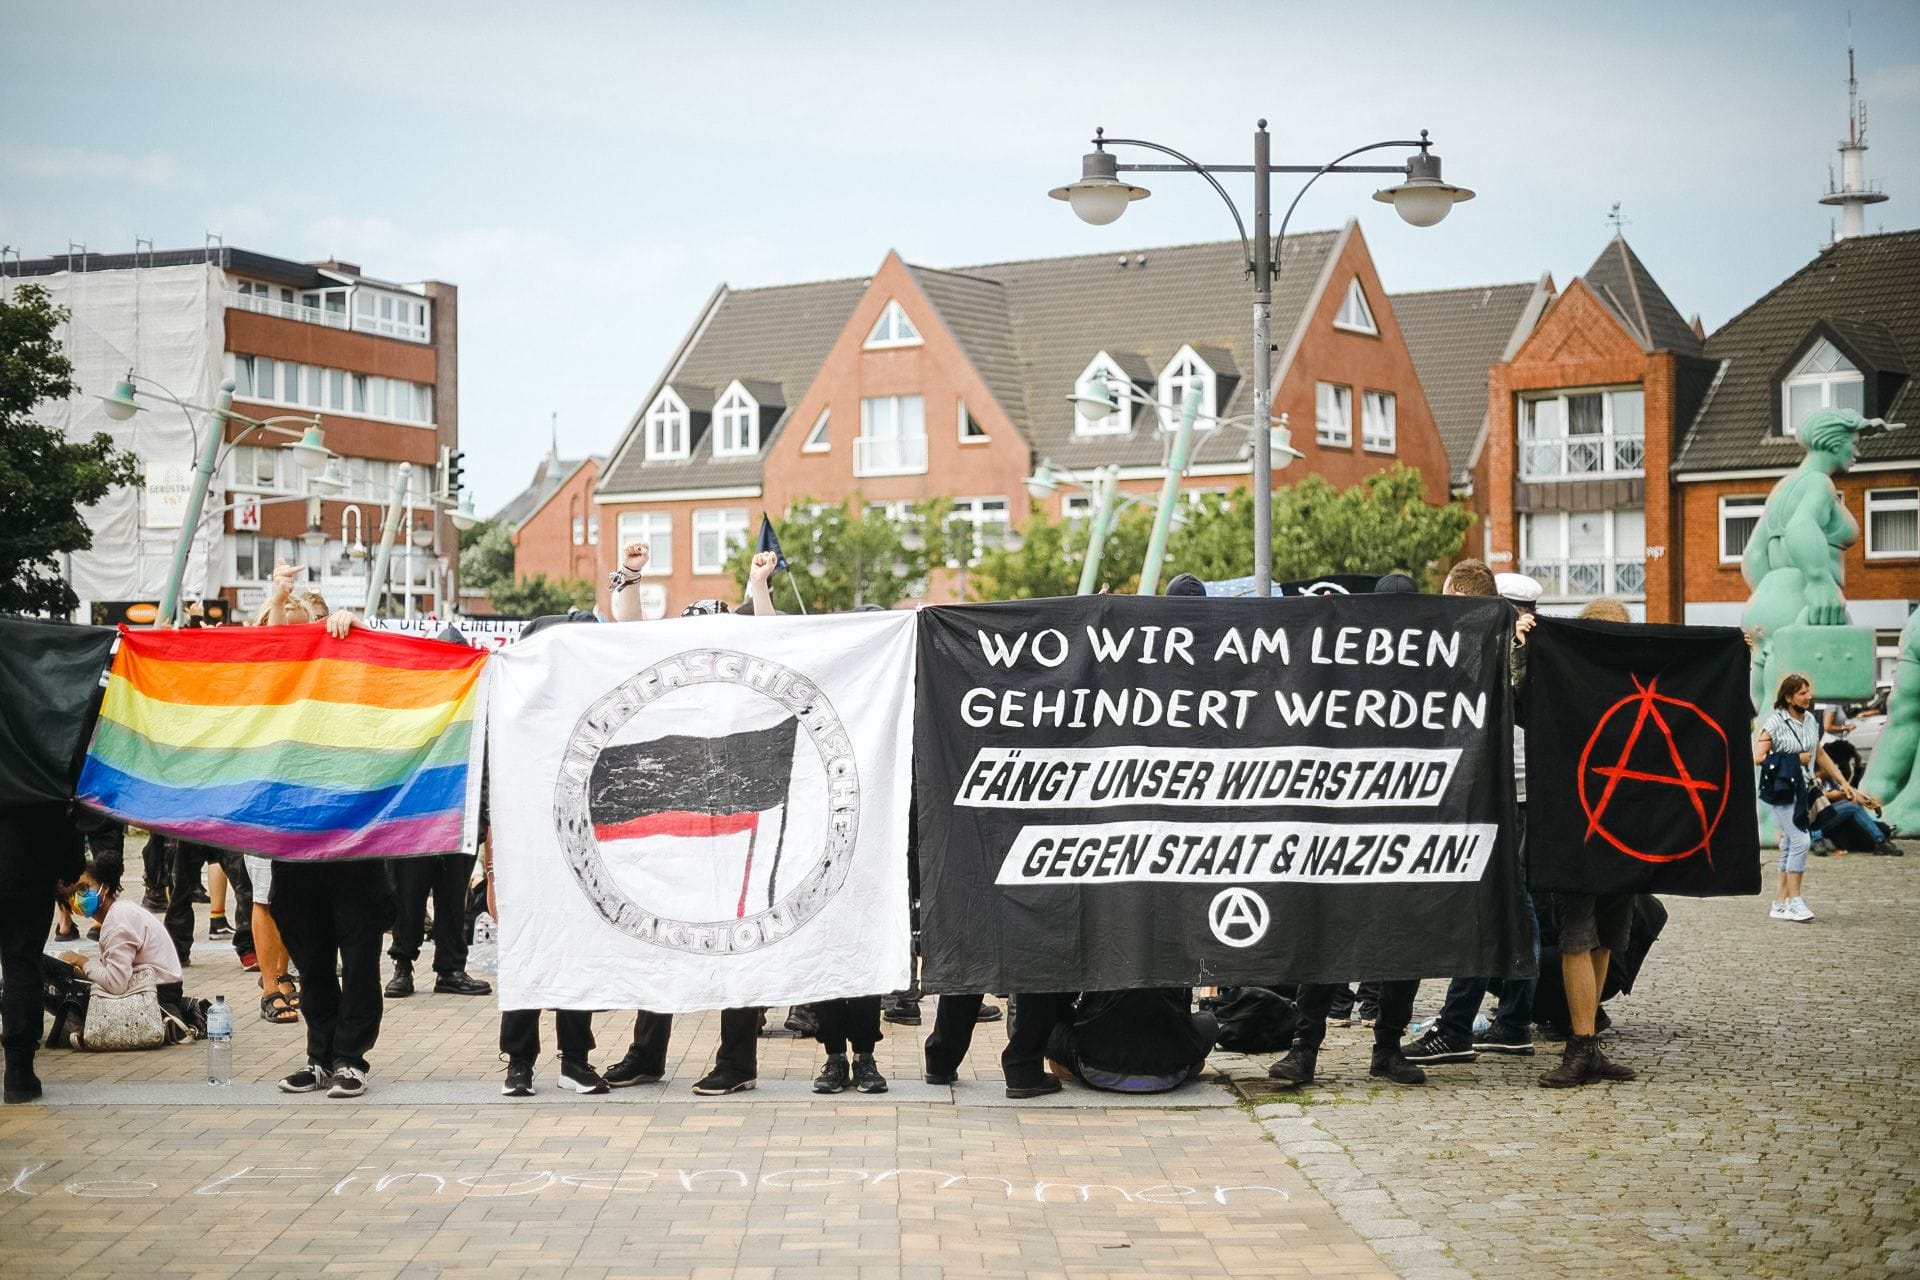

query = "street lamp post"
[1051,122,1471,596]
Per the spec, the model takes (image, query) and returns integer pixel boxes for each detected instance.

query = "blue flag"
[756,514,788,572]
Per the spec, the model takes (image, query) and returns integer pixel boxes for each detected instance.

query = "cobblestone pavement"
[4,844,1916,1277]
[1218,849,1920,1280]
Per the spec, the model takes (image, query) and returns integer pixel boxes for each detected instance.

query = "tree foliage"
[0,283,141,615]
[488,572,593,618]
[1167,465,1474,591]
[728,497,956,613]
[968,505,1157,601]
[457,518,516,593]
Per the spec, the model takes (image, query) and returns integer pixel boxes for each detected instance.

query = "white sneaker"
[1788,896,1815,922]
[1769,901,1792,920]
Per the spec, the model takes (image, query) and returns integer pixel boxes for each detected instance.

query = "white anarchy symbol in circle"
[1208,887,1270,948]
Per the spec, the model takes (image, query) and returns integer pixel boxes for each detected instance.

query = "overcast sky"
[4,0,1917,512]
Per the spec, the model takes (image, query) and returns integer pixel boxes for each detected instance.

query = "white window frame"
[855,395,928,477]
[1362,390,1396,453]
[691,507,750,575]
[1778,339,1866,438]
[227,354,432,426]
[1316,382,1353,447]
[1718,495,1769,564]
[1073,352,1133,436]
[958,399,988,444]
[1864,487,1919,560]
[1334,278,1378,335]
[572,513,585,546]
[1519,509,1647,600]
[616,511,674,575]
[1517,387,1646,480]
[947,497,1010,566]
[801,408,830,453]
[587,511,600,545]
[1061,494,1094,521]
[863,299,922,349]
[1156,344,1217,432]
[712,381,760,458]
[645,389,689,461]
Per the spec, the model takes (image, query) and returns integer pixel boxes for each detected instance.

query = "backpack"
[1211,987,1300,1054]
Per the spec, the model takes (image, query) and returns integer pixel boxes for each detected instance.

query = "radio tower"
[1818,37,1888,241]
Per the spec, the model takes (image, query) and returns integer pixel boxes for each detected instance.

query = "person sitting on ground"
[1811,780,1901,855]
[1043,988,1217,1093]
[45,847,201,1048]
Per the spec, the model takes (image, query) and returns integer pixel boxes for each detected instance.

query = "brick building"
[505,454,605,593]
[586,223,1451,613]
[1479,237,1718,620]
[1673,228,1920,682]
[7,246,459,619]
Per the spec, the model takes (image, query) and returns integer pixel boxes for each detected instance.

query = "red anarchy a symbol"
[1576,675,1730,865]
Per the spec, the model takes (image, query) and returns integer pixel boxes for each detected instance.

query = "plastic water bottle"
[206,995,232,1086]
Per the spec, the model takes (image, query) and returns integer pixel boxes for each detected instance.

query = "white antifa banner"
[486,611,915,1012]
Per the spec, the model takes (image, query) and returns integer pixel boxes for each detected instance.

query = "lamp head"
[410,523,434,549]
[1048,138,1149,226]
[1069,378,1121,421]
[288,423,331,472]
[310,459,347,496]
[1024,463,1060,500]
[99,377,141,422]
[448,493,477,532]
[1374,136,1473,228]
[898,527,926,553]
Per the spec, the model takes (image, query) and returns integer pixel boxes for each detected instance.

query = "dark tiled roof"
[493,455,598,528]
[1675,229,1920,473]
[600,276,868,494]
[6,246,380,290]
[1389,280,1543,478]
[1580,237,1704,356]
[599,233,1342,492]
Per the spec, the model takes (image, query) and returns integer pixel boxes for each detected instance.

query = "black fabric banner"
[0,615,117,812]
[1525,618,1759,897]
[915,594,1531,991]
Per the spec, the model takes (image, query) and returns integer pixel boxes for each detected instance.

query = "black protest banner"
[0,615,117,811]
[915,594,1531,992]
[1525,618,1759,897]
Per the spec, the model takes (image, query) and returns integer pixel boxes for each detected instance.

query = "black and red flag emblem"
[1526,618,1759,897]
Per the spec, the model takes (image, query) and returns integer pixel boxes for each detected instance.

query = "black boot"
[1266,1046,1317,1089]
[384,963,414,998]
[1369,1046,1427,1086]
[1539,1034,1598,1088]
[3,1052,40,1104]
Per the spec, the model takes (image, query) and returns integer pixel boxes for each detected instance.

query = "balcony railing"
[226,289,431,344]
[1520,557,1647,600]
[854,433,928,477]
[1521,435,1645,480]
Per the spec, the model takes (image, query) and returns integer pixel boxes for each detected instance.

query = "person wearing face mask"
[44,847,198,1048]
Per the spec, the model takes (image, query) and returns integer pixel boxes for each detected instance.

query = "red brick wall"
[1678,469,1920,606]
[513,460,602,589]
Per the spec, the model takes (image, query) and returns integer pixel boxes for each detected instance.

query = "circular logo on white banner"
[552,648,858,955]
[1208,887,1270,948]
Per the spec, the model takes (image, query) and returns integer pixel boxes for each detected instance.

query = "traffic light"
[447,448,466,499]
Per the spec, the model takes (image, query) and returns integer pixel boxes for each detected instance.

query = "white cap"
[1494,572,1544,604]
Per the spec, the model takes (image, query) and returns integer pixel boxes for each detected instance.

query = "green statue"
[1741,408,1891,712]
[1862,610,1920,830]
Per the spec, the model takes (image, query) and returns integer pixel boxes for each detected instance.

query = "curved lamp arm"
[1095,133,1254,270]
[1269,137,1430,266]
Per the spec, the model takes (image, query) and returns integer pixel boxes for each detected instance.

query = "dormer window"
[1334,279,1378,335]
[1157,345,1217,431]
[645,389,689,460]
[1779,338,1864,437]
[1073,353,1133,435]
[713,381,759,457]
[864,299,921,349]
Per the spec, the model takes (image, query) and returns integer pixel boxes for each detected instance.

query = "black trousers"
[0,894,54,1065]
[500,1009,595,1062]
[923,993,983,1077]
[1294,978,1418,1053]
[273,860,392,1073]
[141,831,170,897]
[388,852,474,974]
[813,996,882,1055]
[625,1007,759,1078]
[164,842,253,964]
[1002,992,1075,1088]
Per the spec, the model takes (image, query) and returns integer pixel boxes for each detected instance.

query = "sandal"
[278,973,300,1009]
[260,991,299,1024]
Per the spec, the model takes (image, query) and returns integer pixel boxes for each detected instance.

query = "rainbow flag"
[76,623,487,860]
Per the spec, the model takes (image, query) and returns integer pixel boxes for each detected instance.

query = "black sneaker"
[813,1055,850,1094]
[1005,1077,1063,1100]
[502,1059,535,1097]
[278,1063,332,1093]
[853,1053,888,1093]
[208,916,232,937]
[1400,1028,1475,1064]
[1369,1048,1427,1086]
[1473,1023,1536,1055]
[327,1066,368,1098]
[783,1004,819,1036]
[434,971,491,996]
[1356,1004,1379,1026]
[558,1059,609,1095]
[691,1068,756,1096]
[882,999,922,1026]
[603,1054,664,1087]
[974,1002,1003,1023]
[923,1066,958,1086]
